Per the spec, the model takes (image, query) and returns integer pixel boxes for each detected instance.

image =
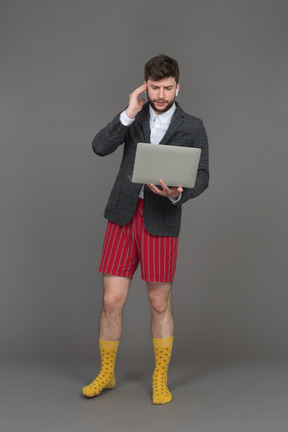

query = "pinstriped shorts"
[98,199,178,282]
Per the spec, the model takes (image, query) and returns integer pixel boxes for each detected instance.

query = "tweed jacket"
[92,102,209,237]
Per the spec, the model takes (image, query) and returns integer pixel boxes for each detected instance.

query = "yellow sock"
[82,339,119,398]
[152,336,173,405]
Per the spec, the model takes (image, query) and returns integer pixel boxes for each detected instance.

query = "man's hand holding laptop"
[148,179,183,200]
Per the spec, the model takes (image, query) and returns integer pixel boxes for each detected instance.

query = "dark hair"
[144,54,180,83]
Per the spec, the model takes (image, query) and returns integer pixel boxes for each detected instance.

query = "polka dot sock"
[152,337,173,405]
[82,339,119,398]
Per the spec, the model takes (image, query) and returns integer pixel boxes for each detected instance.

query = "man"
[82,54,209,404]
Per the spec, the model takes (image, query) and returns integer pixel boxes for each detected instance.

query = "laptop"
[130,143,201,188]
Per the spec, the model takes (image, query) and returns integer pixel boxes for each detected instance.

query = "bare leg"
[146,281,174,404]
[146,281,174,338]
[99,274,131,340]
[82,274,130,398]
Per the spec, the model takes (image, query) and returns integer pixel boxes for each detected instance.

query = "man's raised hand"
[125,83,148,119]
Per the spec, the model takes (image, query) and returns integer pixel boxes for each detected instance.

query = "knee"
[148,292,170,314]
[103,292,125,313]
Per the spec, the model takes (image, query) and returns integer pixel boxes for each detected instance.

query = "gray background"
[1,0,288,431]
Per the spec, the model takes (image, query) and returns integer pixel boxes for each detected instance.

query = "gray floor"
[1,358,288,432]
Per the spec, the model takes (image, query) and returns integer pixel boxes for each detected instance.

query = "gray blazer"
[92,102,209,237]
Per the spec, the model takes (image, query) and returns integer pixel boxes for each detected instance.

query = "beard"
[147,94,176,114]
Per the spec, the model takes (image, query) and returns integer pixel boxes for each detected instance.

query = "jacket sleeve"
[177,120,209,206]
[92,112,129,156]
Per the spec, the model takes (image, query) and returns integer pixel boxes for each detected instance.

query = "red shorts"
[99,199,178,282]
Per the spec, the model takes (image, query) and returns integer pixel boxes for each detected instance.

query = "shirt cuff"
[169,192,182,204]
[120,110,135,126]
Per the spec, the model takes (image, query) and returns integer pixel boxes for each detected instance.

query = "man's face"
[146,77,179,114]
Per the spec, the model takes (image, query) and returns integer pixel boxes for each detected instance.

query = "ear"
[176,83,180,96]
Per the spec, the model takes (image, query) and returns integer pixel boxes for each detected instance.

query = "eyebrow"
[151,84,173,89]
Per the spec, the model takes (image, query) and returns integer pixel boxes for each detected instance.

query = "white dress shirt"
[120,103,182,203]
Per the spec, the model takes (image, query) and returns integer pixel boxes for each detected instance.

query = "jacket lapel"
[160,103,185,145]
[135,103,150,143]
[135,102,185,144]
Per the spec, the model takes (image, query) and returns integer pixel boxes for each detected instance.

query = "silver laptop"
[131,143,201,188]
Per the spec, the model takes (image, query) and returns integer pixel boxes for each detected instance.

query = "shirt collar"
[149,103,176,125]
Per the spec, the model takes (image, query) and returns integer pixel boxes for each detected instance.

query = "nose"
[159,87,164,98]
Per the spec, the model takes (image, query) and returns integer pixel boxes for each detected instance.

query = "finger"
[148,184,164,195]
[140,82,148,91]
[159,179,170,193]
[134,83,148,95]
[148,183,159,193]
[171,186,183,193]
